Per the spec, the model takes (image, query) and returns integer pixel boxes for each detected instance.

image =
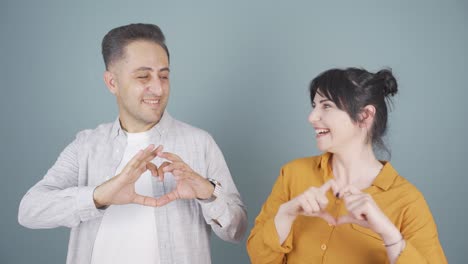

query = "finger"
[158,152,183,162]
[297,195,314,214]
[144,145,163,163]
[172,171,194,181]
[154,145,163,155]
[345,197,366,211]
[142,147,159,163]
[345,200,368,221]
[339,185,362,199]
[303,191,320,212]
[133,194,158,207]
[142,144,156,154]
[133,146,160,173]
[165,164,199,181]
[136,162,149,176]
[140,144,157,161]
[121,150,144,175]
[157,162,172,181]
[133,153,157,177]
[121,153,152,182]
[155,190,180,207]
[172,169,185,177]
[308,199,320,213]
[124,145,156,173]
[146,162,159,177]
[329,179,340,197]
[343,193,367,205]
[319,179,335,193]
[313,190,329,209]
[336,215,367,226]
[162,162,187,173]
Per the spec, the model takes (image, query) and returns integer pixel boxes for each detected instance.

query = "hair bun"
[377,69,398,97]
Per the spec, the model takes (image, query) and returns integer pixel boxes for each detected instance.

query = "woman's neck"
[331,144,383,189]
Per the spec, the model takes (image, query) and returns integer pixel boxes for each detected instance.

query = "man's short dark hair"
[101,23,170,70]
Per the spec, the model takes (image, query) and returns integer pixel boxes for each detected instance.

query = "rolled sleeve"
[77,186,105,222]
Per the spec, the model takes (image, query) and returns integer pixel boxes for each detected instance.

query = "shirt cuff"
[396,241,426,263]
[76,186,105,222]
[197,192,230,227]
[263,218,294,253]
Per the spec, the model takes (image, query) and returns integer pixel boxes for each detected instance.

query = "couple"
[18,23,447,264]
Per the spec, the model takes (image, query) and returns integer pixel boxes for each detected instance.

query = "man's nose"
[147,77,163,95]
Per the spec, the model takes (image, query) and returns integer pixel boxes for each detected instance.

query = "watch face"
[208,178,221,186]
[208,180,216,188]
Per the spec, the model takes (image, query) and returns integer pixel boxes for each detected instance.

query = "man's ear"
[104,70,118,95]
[359,105,376,128]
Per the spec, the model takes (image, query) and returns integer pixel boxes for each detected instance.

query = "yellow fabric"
[247,153,447,264]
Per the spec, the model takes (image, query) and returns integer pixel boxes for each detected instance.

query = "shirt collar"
[317,152,398,191]
[111,110,173,139]
[372,161,398,191]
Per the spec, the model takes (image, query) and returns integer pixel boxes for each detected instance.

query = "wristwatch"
[207,178,222,199]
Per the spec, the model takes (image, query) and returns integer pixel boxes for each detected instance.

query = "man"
[18,23,247,264]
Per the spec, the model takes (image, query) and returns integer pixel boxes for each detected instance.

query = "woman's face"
[308,92,364,153]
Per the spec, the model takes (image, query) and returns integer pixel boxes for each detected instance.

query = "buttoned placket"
[150,127,175,264]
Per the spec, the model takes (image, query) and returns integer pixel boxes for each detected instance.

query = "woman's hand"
[337,185,402,245]
[274,180,337,244]
[336,185,405,264]
[278,179,338,225]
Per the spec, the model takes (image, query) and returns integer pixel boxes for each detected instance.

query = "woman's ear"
[359,105,376,128]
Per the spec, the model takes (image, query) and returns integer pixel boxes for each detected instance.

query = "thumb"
[308,211,336,226]
[132,194,158,207]
[317,211,337,226]
[155,190,180,207]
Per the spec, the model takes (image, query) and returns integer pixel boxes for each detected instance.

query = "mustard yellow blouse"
[247,153,447,264]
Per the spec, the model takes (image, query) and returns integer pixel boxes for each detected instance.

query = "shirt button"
[321,244,327,251]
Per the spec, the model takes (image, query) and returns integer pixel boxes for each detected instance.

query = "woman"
[247,68,447,263]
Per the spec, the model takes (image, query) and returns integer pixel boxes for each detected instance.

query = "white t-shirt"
[91,131,159,264]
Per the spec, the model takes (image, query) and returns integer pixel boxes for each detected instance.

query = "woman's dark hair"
[101,23,170,70]
[309,67,398,153]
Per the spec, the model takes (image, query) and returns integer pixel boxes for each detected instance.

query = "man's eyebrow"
[133,67,153,73]
[132,67,170,73]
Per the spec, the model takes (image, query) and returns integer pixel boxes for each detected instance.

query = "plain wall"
[1,0,467,263]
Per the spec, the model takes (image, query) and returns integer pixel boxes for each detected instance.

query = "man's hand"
[154,152,214,206]
[93,144,163,208]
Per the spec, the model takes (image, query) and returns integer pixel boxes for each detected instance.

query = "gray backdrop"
[1,0,467,263]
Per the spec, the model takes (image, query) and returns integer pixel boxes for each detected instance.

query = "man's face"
[105,40,170,132]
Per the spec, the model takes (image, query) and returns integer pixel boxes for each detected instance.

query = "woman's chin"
[315,143,329,153]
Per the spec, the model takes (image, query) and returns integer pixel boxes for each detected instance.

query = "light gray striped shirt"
[18,112,247,264]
